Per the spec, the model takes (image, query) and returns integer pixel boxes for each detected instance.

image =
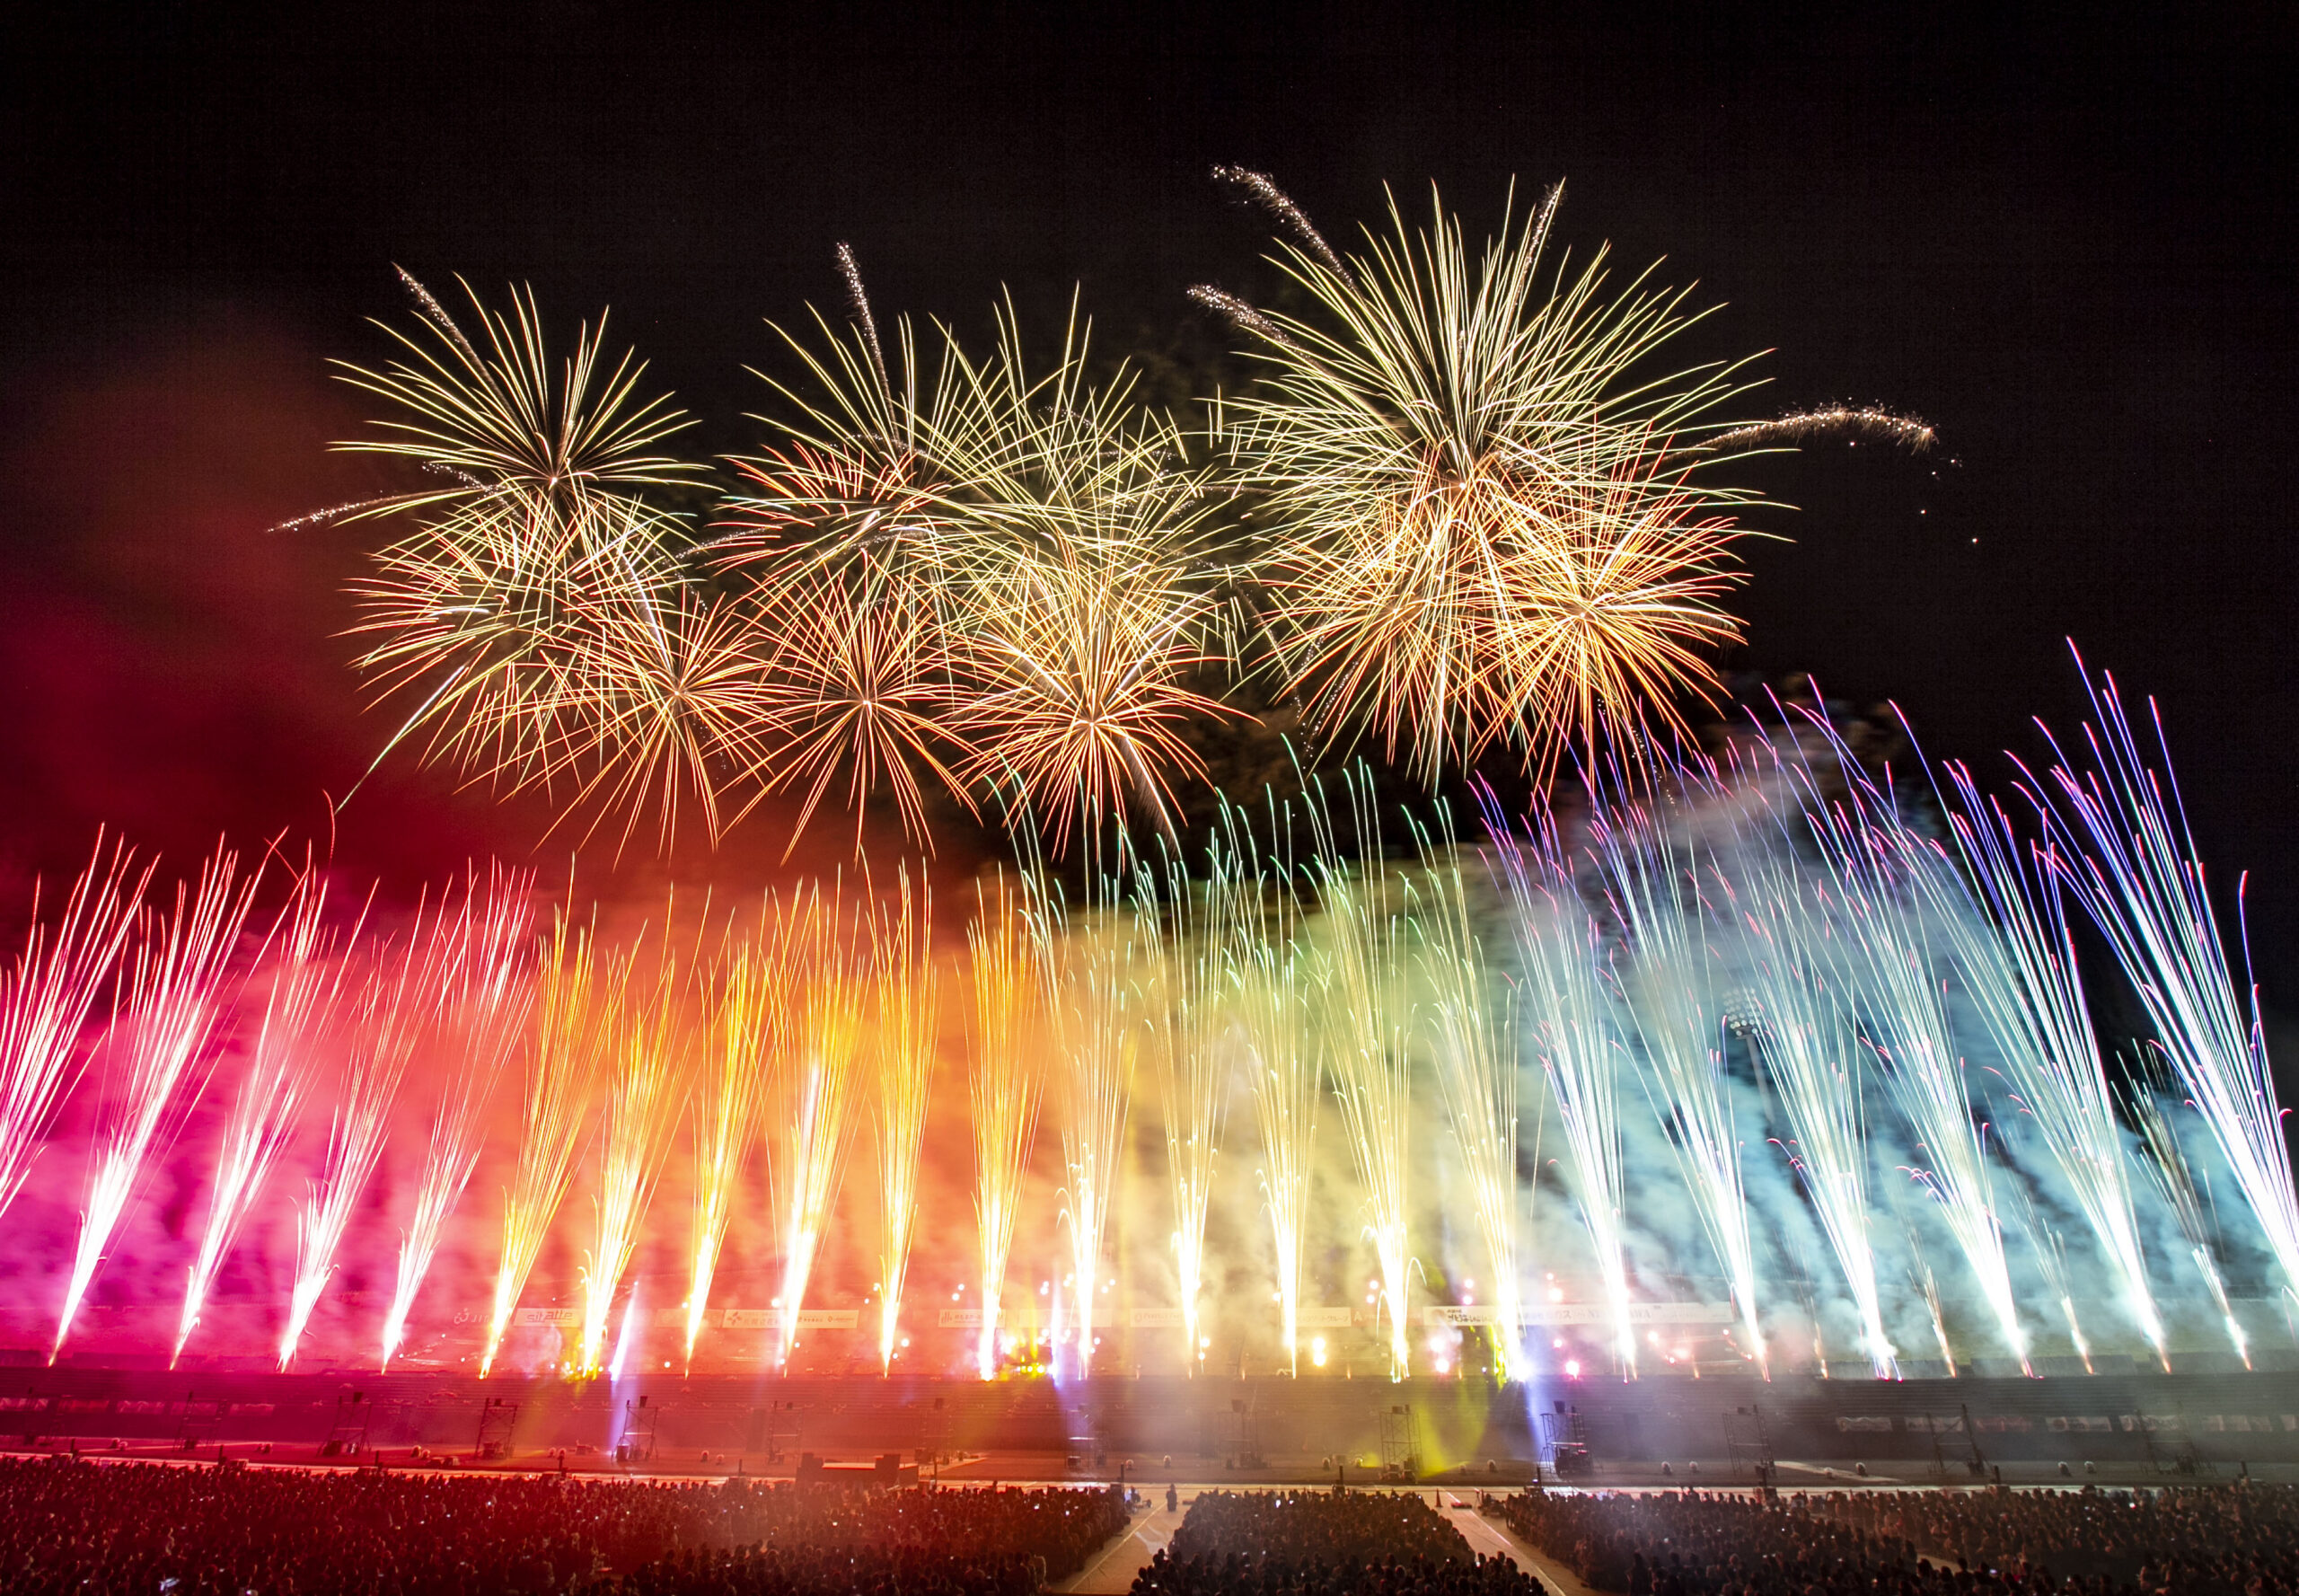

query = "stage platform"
[2,1364,2296,1486]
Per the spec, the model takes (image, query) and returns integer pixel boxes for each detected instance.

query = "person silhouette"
[1166,1482,1179,1513]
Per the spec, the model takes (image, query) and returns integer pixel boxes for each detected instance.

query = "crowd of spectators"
[1493,1484,2299,1596]
[0,1455,1131,1595]
[1132,1489,1540,1596]
[1820,1484,2299,1594]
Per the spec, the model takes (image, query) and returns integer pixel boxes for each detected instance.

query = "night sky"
[3,6,2294,989]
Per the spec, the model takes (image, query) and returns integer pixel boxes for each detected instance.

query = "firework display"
[1415,840,1523,1379]
[1,678,2293,1384]
[176,865,342,1367]
[1220,808,1321,1377]
[965,882,1045,1380]
[576,933,690,1375]
[0,836,148,1228]
[684,907,783,1370]
[479,916,605,1376]
[280,912,435,1370]
[767,891,864,1368]
[4,167,2285,1395]
[867,871,938,1374]
[1138,852,1234,1376]
[1591,792,1763,1377]
[1308,800,1416,1382]
[299,173,1928,860]
[380,867,534,1370]
[54,844,260,1362]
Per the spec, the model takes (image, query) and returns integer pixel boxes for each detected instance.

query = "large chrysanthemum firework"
[326,275,771,847]
[935,305,1242,848]
[727,279,1240,851]
[1201,178,1761,781]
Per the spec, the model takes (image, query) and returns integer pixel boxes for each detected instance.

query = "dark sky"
[2,5,2295,982]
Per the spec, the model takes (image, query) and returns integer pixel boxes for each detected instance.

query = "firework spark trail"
[381,867,535,1370]
[966,881,1044,1379]
[1213,182,1759,783]
[1728,851,1898,1379]
[1703,406,1936,454]
[56,844,260,1362]
[1495,819,1636,1380]
[176,866,343,1367]
[0,833,149,1225]
[1036,886,1137,1380]
[2002,1152,2092,1374]
[1209,166,1357,287]
[2129,1087,2249,1367]
[685,904,786,1371]
[2030,660,2299,1313]
[1218,812,1319,1376]
[281,913,438,1371]
[1413,843,1523,1381]
[868,872,937,1374]
[1590,797,1765,1377]
[1804,788,2030,1375]
[1185,285,1298,350]
[1934,763,2168,1368]
[1307,781,1414,1380]
[769,891,864,1368]
[578,935,691,1375]
[1885,1177,1957,1377]
[1136,851,1234,1376]
[481,915,605,1377]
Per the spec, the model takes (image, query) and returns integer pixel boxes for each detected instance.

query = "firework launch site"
[5,1365,2299,1489]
